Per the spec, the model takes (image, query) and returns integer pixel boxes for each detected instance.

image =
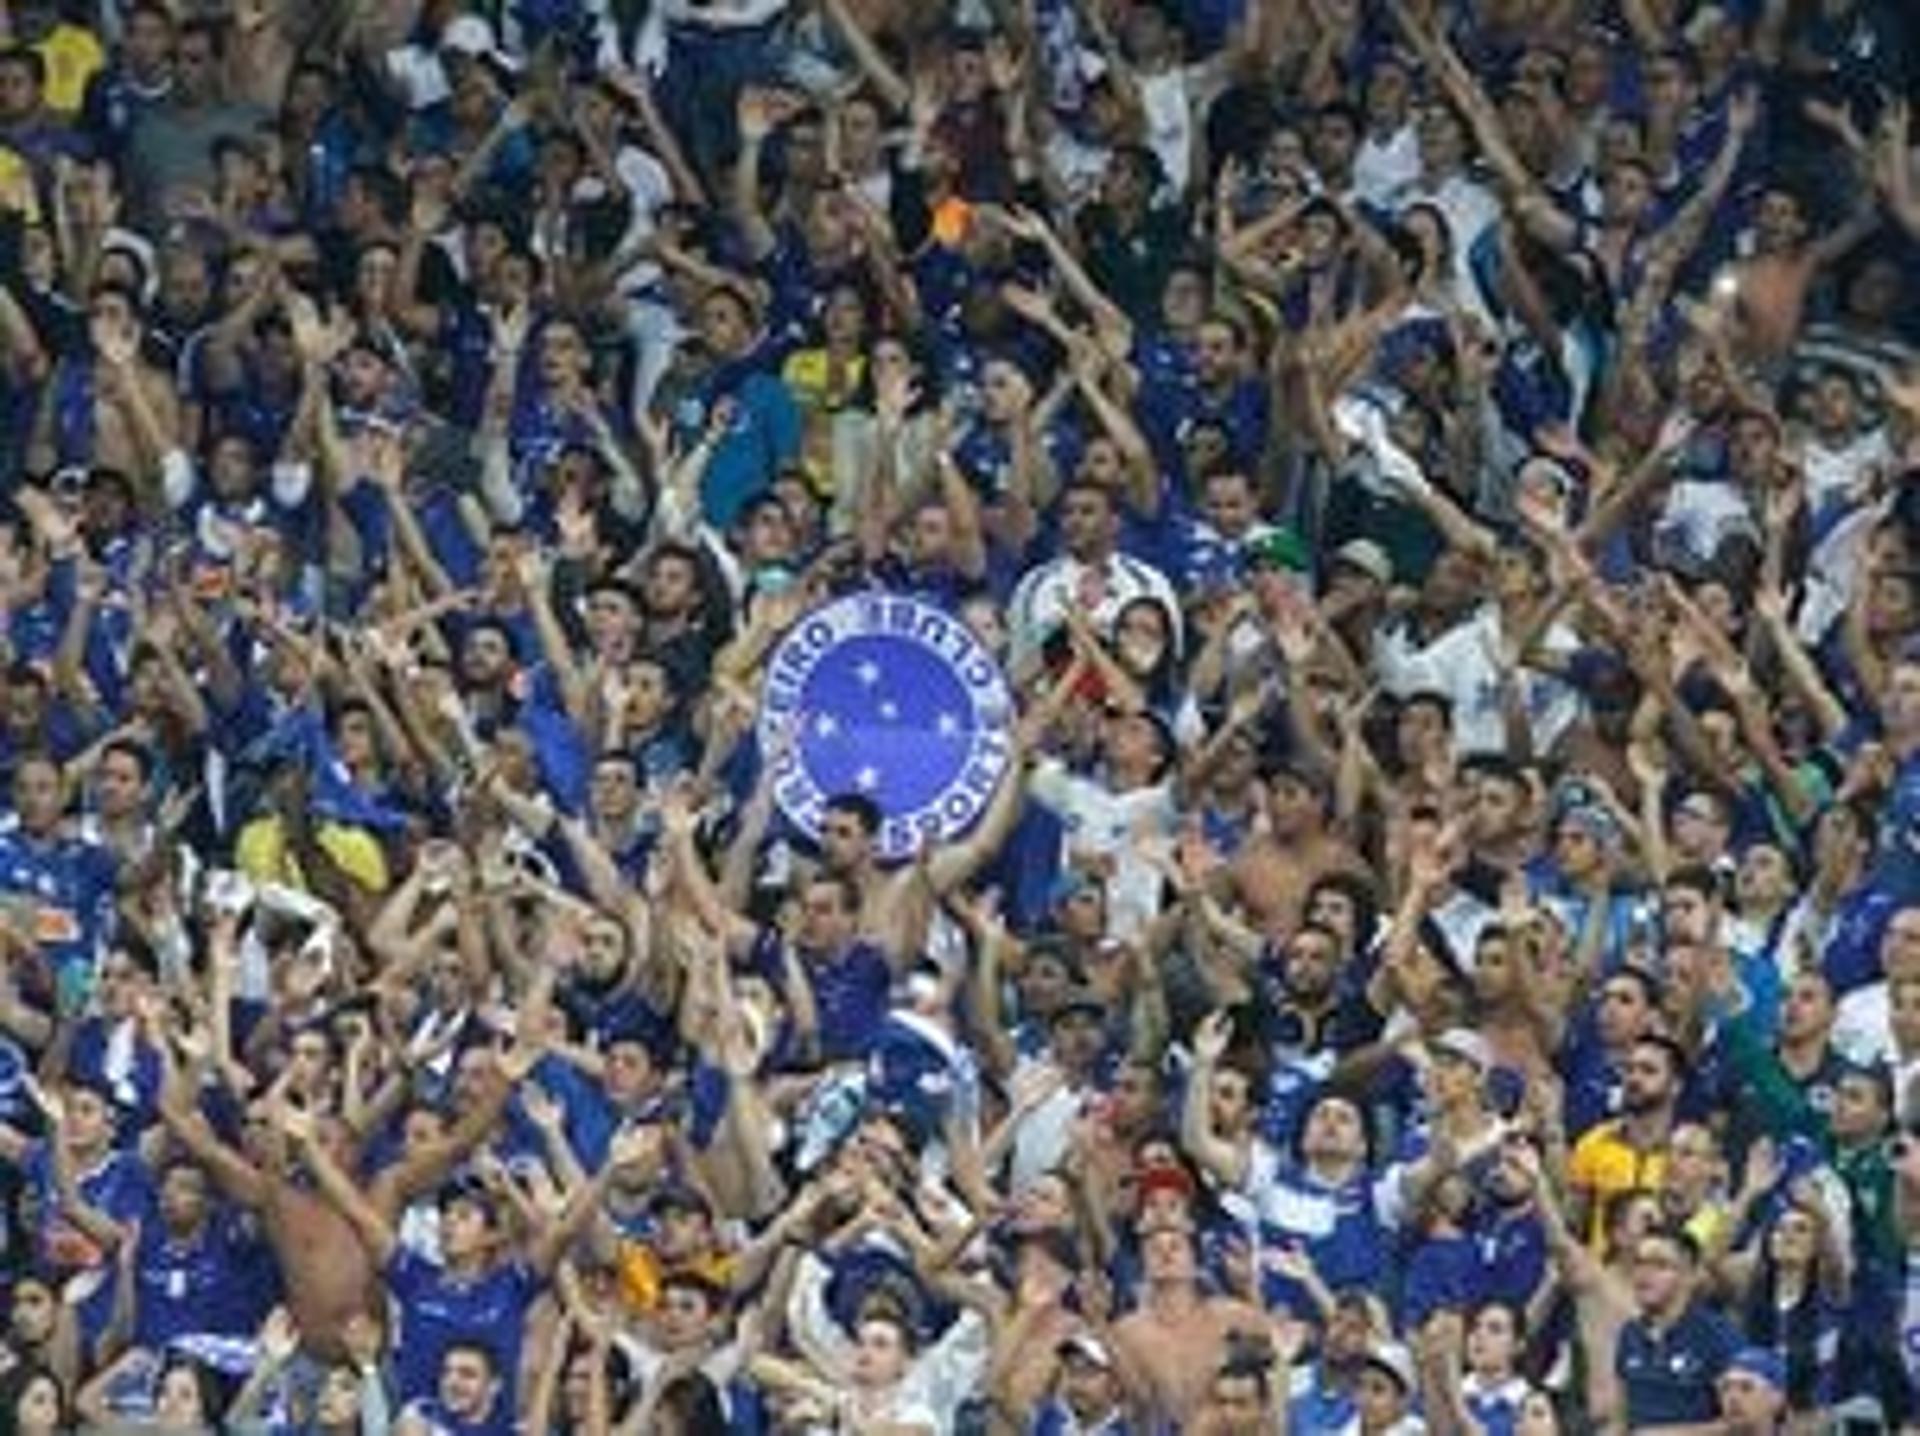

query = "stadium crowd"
[0,0,1917,1431]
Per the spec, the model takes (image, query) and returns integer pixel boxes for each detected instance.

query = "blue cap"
[1724,1347,1786,1391]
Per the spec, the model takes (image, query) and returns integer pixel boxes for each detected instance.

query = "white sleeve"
[160,448,197,510]
[1372,1164,1409,1232]
[787,1251,857,1381]
[1006,566,1060,670]
[477,441,525,526]
[912,1309,990,1423]
[1331,396,1431,498]
[383,46,449,110]
[269,460,314,510]
[1024,757,1080,816]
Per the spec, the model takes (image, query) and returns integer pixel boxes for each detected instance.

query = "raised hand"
[1192,1009,1234,1064]
[258,1306,301,1365]
[521,1080,564,1132]
[1741,1135,1781,1198]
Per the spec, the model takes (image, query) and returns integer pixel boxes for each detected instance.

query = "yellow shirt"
[615,1241,736,1315]
[35,25,104,115]
[235,816,391,895]
[0,148,38,220]
[1566,1120,1668,1252]
[780,349,865,415]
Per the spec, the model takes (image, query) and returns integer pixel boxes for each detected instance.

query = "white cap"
[1058,1332,1115,1368]
[1364,1341,1418,1393]
[1431,1027,1492,1071]
[1334,538,1393,586]
[440,14,516,69]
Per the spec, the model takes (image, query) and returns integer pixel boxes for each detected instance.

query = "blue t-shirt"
[0,824,118,993]
[386,1250,541,1408]
[1402,1231,1477,1329]
[133,1211,263,1349]
[1869,749,1920,905]
[1256,1167,1391,1312]
[1616,1301,1741,1427]
[1463,1376,1531,1436]
[25,1141,153,1339]
[756,935,892,1066]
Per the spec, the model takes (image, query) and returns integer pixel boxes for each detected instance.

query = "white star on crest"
[936,712,961,737]
[855,660,881,687]
[813,713,840,738]
[878,700,899,721]
[855,765,880,791]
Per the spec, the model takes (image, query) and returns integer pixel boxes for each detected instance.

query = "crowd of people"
[0,0,1917,1431]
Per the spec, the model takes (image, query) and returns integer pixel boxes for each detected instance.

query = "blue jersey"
[0,824,117,993]
[397,1395,512,1436]
[133,1211,263,1349]
[1462,1376,1531,1436]
[1617,1301,1741,1428]
[755,935,892,1065]
[1255,1167,1392,1311]
[24,1141,153,1341]
[386,1250,541,1408]
[1029,1402,1137,1434]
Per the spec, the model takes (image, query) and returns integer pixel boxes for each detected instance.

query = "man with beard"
[1567,1033,1685,1250]
[1560,966,1665,1140]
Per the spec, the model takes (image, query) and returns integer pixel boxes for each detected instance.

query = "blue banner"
[757,595,1015,862]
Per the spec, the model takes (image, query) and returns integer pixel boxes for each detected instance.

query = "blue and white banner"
[758,595,1015,862]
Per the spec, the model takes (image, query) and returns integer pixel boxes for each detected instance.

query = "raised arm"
[1179,1011,1249,1188]
[285,1106,398,1264]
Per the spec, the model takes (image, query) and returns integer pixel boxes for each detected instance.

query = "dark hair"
[0,1364,68,1429]
[442,1337,501,1376]
[806,870,863,916]
[653,1370,727,1433]
[177,18,226,57]
[1662,863,1723,905]
[113,933,160,980]
[1600,1186,1659,1237]
[1288,1087,1377,1166]
[346,163,407,225]
[1632,1033,1690,1082]
[155,1353,227,1424]
[0,45,47,86]
[463,616,520,660]
[1642,1222,1703,1265]
[1606,964,1664,1010]
[1460,752,1524,787]
[659,1268,729,1312]
[98,736,153,782]
[1305,871,1380,948]
[1399,689,1455,725]
[824,792,883,835]
[155,1153,210,1189]
[1469,1296,1526,1339]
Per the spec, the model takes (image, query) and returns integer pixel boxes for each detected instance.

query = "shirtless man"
[1230,763,1365,939]
[1725,183,1876,368]
[155,1033,528,1357]
[1110,1222,1273,1428]
[806,747,1028,961]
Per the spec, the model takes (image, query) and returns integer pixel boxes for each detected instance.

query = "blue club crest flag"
[757,595,1014,862]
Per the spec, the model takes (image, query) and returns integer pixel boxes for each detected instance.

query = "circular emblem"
[757,594,1015,862]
